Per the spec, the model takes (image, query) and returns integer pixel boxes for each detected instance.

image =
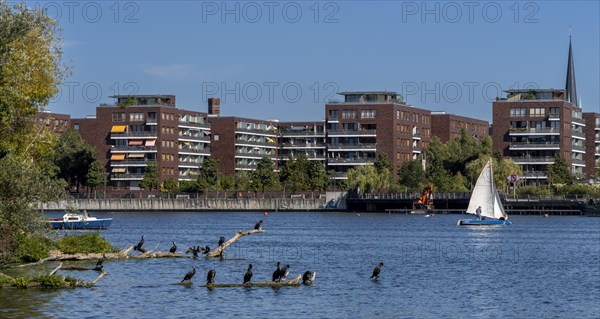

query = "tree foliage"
[139,161,159,191]
[85,160,106,196]
[397,160,424,192]
[548,154,573,185]
[251,157,277,193]
[279,154,310,192]
[54,129,95,192]
[197,158,220,191]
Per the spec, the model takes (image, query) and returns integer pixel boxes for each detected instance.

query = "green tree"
[344,165,381,194]
[373,154,394,192]
[54,129,95,192]
[548,154,573,184]
[397,160,423,192]
[308,162,331,191]
[197,158,220,192]
[161,178,178,193]
[279,154,310,193]
[139,161,159,191]
[234,170,252,191]
[251,157,277,193]
[85,160,106,198]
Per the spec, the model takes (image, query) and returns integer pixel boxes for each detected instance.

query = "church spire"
[565,35,578,107]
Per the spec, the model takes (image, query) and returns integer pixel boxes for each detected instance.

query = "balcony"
[548,114,560,121]
[412,132,421,140]
[509,142,560,150]
[235,163,257,170]
[111,146,157,153]
[327,129,376,137]
[331,171,348,179]
[280,130,325,137]
[280,142,326,149]
[235,127,277,137]
[572,131,585,139]
[235,139,277,148]
[179,134,211,142]
[571,158,585,166]
[110,174,144,181]
[327,143,377,151]
[236,151,276,159]
[110,132,158,139]
[521,171,548,179]
[571,144,585,152]
[327,157,376,165]
[178,161,201,168]
[509,128,560,136]
[278,154,326,161]
[178,147,211,156]
[412,146,422,153]
[178,121,210,130]
[512,157,556,164]
[146,118,158,125]
[110,159,156,167]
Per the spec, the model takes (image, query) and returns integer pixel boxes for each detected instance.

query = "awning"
[111,168,126,173]
[183,141,191,145]
[127,153,145,159]
[145,140,156,146]
[129,140,143,146]
[111,125,127,133]
[111,154,125,160]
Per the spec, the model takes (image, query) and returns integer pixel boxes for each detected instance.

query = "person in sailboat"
[476,206,482,220]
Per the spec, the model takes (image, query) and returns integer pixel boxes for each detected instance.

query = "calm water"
[1,212,599,319]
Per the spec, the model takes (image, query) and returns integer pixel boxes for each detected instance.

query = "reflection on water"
[3,212,600,318]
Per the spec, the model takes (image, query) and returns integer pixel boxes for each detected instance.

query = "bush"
[14,234,53,263]
[34,274,64,288]
[554,184,600,196]
[56,232,112,254]
[515,185,552,196]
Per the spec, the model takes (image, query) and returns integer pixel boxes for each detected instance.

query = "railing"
[412,146,421,152]
[235,139,277,147]
[235,127,277,136]
[111,146,157,152]
[572,131,585,138]
[327,144,377,150]
[512,157,556,163]
[277,154,326,160]
[178,147,211,154]
[110,174,144,180]
[236,151,276,158]
[571,158,585,165]
[509,128,560,134]
[235,163,257,169]
[146,118,158,125]
[179,121,210,129]
[279,131,325,137]
[327,157,376,164]
[179,134,211,142]
[279,142,326,148]
[548,114,560,120]
[110,159,156,166]
[111,132,158,138]
[509,142,560,149]
[571,144,585,151]
[327,129,377,136]
[331,172,347,178]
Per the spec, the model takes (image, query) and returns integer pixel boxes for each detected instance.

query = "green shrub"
[56,232,112,254]
[15,234,52,263]
[0,276,14,287]
[34,274,64,288]
[516,185,552,196]
[554,184,600,196]
[12,276,28,288]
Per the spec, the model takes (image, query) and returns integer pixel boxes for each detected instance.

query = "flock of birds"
[94,219,384,286]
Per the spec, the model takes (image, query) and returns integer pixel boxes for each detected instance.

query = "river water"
[1,212,599,319]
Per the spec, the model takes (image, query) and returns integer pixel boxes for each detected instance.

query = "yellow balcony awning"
[111,168,126,173]
[129,140,143,146]
[111,125,127,133]
[145,140,156,146]
[127,153,145,159]
[111,154,125,160]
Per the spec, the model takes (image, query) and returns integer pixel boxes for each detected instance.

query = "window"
[510,108,526,117]
[130,113,145,121]
[342,110,358,119]
[74,123,80,130]
[112,112,126,122]
[361,110,376,119]
[530,108,545,117]
[214,134,220,141]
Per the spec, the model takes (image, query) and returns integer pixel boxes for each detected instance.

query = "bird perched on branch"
[302,271,315,285]
[272,262,281,282]
[181,265,196,283]
[94,254,106,271]
[201,246,211,255]
[134,235,145,251]
[243,264,253,284]
[280,264,290,281]
[371,262,383,280]
[254,220,263,230]
[218,236,225,247]
[170,241,177,253]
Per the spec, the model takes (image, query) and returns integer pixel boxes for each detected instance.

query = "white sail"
[466,159,507,220]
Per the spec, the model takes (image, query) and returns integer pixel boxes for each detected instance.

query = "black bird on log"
[280,264,290,281]
[371,262,383,280]
[134,235,145,252]
[243,264,253,284]
[94,254,106,271]
[170,241,177,253]
[186,246,199,258]
[201,246,210,255]
[272,262,281,282]
[254,220,263,230]
[207,269,216,285]
[218,236,225,247]
[303,271,314,284]
[181,265,196,283]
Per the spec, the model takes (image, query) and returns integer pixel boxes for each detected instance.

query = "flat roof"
[109,95,175,98]
[504,89,565,93]
[337,91,399,96]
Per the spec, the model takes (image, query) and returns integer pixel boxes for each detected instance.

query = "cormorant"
[134,235,145,251]
[94,253,106,271]
[207,269,216,285]
[302,271,314,284]
[254,220,263,230]
[170,241,177,254]
[218,236,225,247]
[186,246,199,258]
[202,246,211,255]
[272,262,281,282]
[371,262,383,280]
[280,264,290,281]
[181,265,196,283]
[243,264,253,284]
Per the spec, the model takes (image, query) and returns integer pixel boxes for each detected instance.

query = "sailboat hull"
[457,219,511,226]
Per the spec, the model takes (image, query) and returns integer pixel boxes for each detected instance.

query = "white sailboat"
[458,159,511,226]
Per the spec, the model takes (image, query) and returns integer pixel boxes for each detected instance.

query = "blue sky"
[32,1,600,121]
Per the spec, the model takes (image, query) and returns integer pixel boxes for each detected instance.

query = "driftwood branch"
[206,229,266,258]
[11,246,134,268]
[202,274,303,288]
[85,271,106,287]
[49,262,63,276]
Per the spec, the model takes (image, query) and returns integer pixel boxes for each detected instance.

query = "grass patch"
[15,234,53,263]
[56,232,112,254]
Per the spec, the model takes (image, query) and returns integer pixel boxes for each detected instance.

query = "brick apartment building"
[325,91,431,180]
[583,112,600,178]
[35,111,71,134]
[430,111,489,143]
[492,38,599,184]
[277,121,327,167]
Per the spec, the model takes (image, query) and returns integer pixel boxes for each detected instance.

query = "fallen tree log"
[11,246,134,268]
[206,229,266,258]
[202,274,303,288]
[0,264,107,289]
